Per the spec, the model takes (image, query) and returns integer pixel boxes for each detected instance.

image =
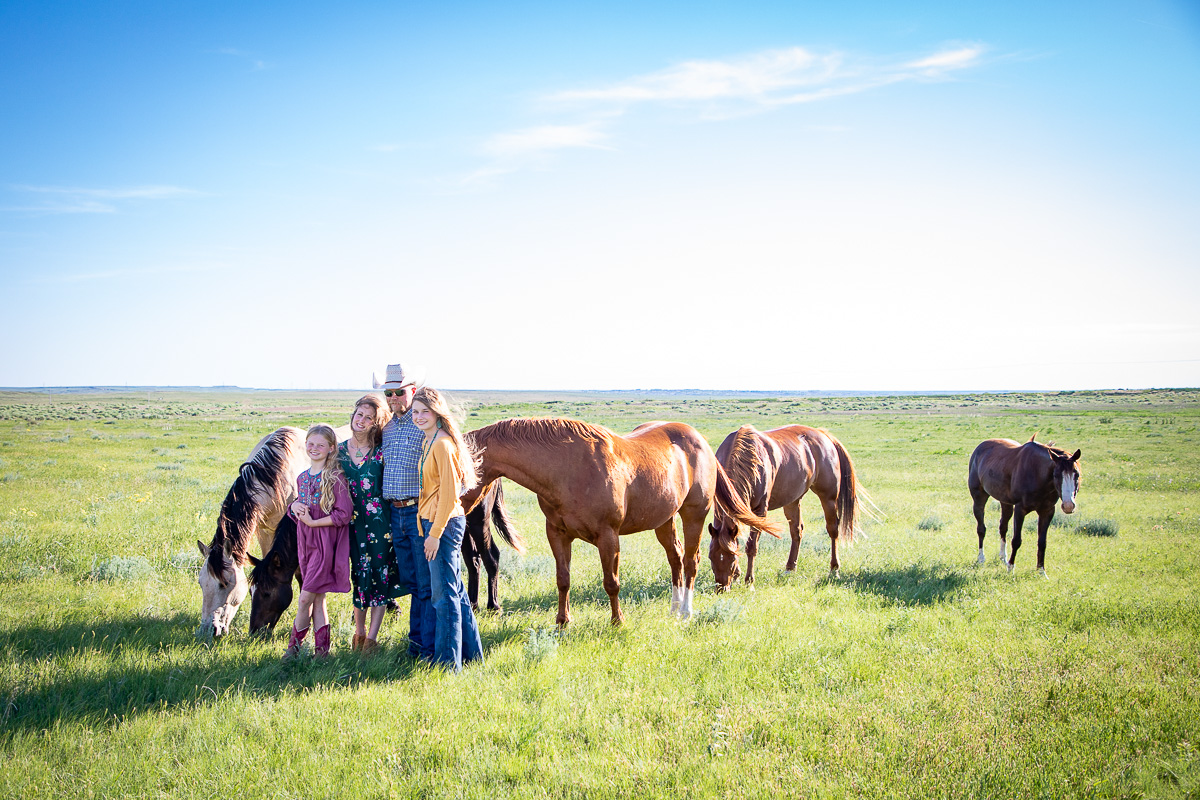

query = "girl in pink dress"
[283,424,352,658]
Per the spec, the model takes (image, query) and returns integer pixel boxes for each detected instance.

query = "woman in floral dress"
[338,394,404,653]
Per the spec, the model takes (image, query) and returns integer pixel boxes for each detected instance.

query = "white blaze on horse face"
[1060,474,1077,514]
[198,564,248,638]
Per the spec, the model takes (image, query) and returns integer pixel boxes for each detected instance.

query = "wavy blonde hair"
[306,424,345,513]
[350,393,392,449]
[411,387,480,492]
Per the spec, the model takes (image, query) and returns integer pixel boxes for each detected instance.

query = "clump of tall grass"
[694,598,746,626]
[169,550,203,571]
[500,551,556,580]
[524,627,559,662]
[1051,513,1119,537]
[90,555,154,581]
[916,513,944,531]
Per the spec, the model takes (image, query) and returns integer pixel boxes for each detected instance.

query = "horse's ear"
[197,540,210,557]
[1070,449,1081,462]
[1028,433,1038,442]
[270,552,285,572]
[247,554,261,567]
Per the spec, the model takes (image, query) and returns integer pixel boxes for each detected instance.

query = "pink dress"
[291,468,352,594]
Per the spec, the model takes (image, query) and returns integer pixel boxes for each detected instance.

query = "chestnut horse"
[969,434,1081,575]
[462,418,781,624]
[708,425,866,590]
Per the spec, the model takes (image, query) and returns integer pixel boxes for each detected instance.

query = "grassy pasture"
[1,388,1198,799]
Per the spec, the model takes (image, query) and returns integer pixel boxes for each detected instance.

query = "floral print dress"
[338,441,404,609]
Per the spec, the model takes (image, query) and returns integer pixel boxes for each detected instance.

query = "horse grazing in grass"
[461,418,781,625]
[247,480,523,634]
[969,434,1081,576]
[708,425,868,590]
[196,426,307,639]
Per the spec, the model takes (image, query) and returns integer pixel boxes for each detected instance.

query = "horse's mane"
[724,425,765,500]
[207,428,299,575]
[1028,432,1070,458]
[473,417,614,451]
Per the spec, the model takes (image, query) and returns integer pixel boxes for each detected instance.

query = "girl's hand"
[423,535,439,561]
[295,504,312,525]
[289,501,305,518]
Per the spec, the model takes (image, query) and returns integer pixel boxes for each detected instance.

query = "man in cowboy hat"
[376,361,434,659]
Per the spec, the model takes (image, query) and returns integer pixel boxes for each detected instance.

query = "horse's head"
[246,551,295,636]
[707,514,742,593]
[196,539,248,640]
[1051,449,1082,514]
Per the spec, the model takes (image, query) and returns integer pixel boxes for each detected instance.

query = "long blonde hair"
[350,394,391,449]
[306,424,345,513]
[411,387,480,492]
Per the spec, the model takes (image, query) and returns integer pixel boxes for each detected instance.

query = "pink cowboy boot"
[313,624,331,657]
[283,623,309,660]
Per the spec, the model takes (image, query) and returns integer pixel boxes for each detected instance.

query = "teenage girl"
[285,424,352,658]
[410,387,483,671]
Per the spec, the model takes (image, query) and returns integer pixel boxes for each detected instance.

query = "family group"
[285,362,482,672]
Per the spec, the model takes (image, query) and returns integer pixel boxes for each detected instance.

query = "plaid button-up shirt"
[381,409,424,500]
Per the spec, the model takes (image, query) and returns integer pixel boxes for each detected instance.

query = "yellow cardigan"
[418,435,464,539]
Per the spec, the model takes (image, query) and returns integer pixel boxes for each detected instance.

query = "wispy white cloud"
[462,42,988,185]
[484,124,612,157]
[5,185,199,214]
[551,43,986,110]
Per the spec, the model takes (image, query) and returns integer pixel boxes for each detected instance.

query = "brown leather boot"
[351,634,365,651]
[361,638,380,656]
[283,623,309,660]
[314,624,331,657]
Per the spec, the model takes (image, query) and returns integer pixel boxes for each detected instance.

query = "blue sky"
[2,1,1197,391]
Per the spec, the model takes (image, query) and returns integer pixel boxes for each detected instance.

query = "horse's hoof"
[1006,563,1014,574]
[1037,568,1048,579]
[830,569,840,579]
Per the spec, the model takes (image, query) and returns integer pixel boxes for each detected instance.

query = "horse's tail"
[828,433,884,542]
[830,434,860,545]
[489,480,526,555]
[714,462,783,538]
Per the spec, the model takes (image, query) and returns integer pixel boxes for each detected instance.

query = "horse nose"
[1061,501,1076,514]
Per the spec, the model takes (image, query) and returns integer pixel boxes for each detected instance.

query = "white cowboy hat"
[372,362,426,391]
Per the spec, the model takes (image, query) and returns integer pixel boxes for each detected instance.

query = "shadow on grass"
[842,562,971,606]
[0,611,490,736]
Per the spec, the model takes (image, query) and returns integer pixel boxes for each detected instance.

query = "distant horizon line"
[2,385,1196,397]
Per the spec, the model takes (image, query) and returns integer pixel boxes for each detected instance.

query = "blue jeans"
[390,503,434,658]
[423,516,484,672]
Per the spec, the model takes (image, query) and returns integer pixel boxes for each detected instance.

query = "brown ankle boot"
[283,623,309,660]
[361,638,379,656]
[314,624,331,657]
[351,634,365,651]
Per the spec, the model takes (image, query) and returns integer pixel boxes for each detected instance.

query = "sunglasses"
[383,389,409,397]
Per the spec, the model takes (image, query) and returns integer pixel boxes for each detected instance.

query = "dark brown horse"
[708,425,866,590]
[969,434,1081,575]
[247,480,522,634]
[462,418,781,625]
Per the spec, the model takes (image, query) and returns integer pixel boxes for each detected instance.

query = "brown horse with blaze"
[462,418,781,624]
[969,434,1081,576]
[708,425,868,590]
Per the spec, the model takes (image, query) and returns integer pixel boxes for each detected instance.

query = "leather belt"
[391,498,418,508]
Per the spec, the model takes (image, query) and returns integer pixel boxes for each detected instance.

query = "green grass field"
[1,388,1198,798]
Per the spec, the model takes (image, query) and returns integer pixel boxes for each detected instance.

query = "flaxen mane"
[205,427,299,578]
